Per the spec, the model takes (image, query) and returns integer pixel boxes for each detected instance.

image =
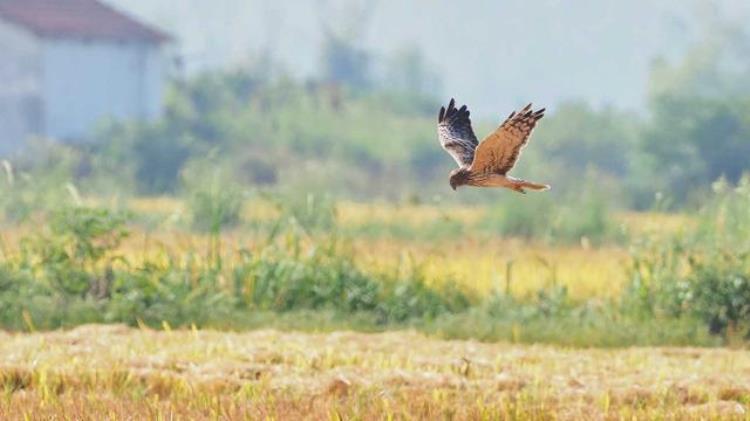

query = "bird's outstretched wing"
[437,99,479,167]
[470,104,544,175]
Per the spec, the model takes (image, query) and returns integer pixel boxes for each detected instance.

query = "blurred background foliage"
[4,18,747,212]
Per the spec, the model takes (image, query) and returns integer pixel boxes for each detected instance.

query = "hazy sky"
[107,0,750,116]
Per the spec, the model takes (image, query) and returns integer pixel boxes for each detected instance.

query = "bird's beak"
[451,183,457,191]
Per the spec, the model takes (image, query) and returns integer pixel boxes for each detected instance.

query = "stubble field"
[1,325,748,420]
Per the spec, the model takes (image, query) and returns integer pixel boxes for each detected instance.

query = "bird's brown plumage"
[437,99,550,193]
[470,104,545,175]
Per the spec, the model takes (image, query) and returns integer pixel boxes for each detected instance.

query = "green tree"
[639,26,750,205]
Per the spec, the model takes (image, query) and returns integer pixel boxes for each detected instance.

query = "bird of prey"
[438,99,550,193]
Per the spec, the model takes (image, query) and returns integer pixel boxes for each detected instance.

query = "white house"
[0,0,171,153]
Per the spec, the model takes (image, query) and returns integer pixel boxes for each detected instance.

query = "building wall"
[41,39,165,142]
[0,20,42,154]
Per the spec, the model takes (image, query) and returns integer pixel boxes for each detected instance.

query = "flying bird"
[438,99,550,194]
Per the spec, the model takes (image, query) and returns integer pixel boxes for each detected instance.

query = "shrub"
[688,251,750,335]
[21,207,129,296]
[626,175,750,337]
[231,235,472,323]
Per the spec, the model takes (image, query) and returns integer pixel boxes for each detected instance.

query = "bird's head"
[449,168,470,191]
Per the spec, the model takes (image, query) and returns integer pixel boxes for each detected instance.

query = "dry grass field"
[1,325,748,420]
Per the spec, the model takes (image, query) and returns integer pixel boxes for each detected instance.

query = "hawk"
[438,98,550,193]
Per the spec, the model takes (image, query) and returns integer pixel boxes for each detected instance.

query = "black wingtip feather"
[439,97,475,129]
[442,98,466,122]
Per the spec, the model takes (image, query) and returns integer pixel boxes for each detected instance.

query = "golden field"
[1,325,748,420]
[77,197,689,300]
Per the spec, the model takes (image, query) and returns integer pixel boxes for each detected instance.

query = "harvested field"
[0,326,748,420]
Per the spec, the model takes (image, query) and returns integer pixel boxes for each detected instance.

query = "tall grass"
[182,161,245,232]
[0,205,474,330]
[0,158,79,223]
[0,201,721,346]
[0,174,745,346]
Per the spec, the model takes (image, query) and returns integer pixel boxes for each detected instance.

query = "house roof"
[0,0,170,44]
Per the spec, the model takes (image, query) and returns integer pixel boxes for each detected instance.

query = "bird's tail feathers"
[518,180,550,191]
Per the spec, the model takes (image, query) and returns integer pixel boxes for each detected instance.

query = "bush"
[688,251,750,335]
[232,234,472,323]
[626,176,750,337]
[23,207,130,297]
